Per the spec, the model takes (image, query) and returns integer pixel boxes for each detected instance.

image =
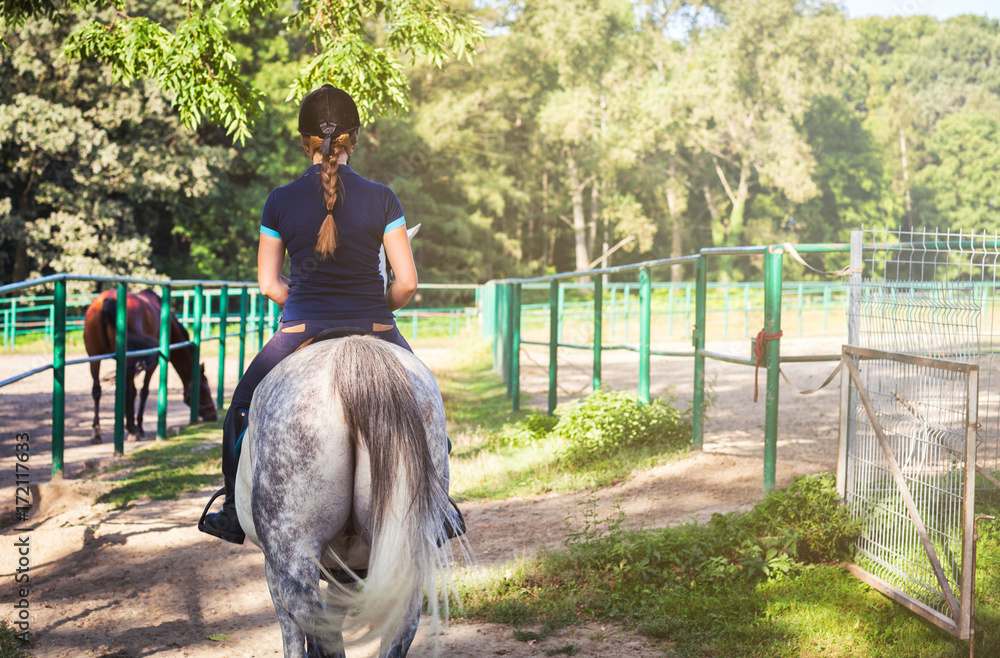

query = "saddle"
[295,326,372,351]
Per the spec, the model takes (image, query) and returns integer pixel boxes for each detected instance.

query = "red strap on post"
[753,328,783,402]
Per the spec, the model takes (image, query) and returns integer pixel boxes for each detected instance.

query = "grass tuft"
[94,421,223,509]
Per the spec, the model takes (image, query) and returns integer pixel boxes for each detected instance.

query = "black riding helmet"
[298,84,360,157]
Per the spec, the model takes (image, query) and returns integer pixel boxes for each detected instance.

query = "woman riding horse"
[199,85,463,545]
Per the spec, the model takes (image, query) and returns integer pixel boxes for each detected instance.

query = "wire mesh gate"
[838,227,999,641]
[838,346,979,638]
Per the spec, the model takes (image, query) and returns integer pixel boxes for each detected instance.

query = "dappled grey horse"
[235,334,457,657]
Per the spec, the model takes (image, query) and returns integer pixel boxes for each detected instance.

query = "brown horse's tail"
[100,296,159,373]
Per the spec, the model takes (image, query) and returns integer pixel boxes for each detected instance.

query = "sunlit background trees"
[2,0,998,286]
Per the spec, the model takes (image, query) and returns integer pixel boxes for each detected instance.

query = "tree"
[0,10,236,288]
[684,0,850,255]
[915,106,1000,232]
[1,0,484,142]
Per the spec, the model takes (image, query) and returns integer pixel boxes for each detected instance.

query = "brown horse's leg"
[125,361,138,442]
[90,361,102,444]
[136,364,157,440]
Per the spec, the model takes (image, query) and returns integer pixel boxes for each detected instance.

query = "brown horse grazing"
[83,288,217,443]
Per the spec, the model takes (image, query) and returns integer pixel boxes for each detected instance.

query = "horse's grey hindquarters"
[235,335,454,658]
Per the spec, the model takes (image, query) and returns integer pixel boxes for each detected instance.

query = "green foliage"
[553,388,690,465]
[3,0,483,143]
[7,2,1000,289]
[738,472,862,563]
[0,618,31,658]
[441,344,691,500]
[484,412,558,450]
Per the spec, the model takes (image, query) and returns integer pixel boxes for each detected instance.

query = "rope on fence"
[753,328,783,403]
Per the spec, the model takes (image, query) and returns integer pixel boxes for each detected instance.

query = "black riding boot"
[198,406,248,544]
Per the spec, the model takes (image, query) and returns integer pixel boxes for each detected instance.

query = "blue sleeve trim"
[384,216,406,234]
[260,225,282,240]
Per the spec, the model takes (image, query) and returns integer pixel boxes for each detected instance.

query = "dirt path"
[0,338,844,657]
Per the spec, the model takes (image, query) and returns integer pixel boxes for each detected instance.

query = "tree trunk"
[667,155,684,283]
[541,170,551,268]
[589,179,599,260]
[567,150,590,272]
[726,164,749,248]
[704,183,721,246]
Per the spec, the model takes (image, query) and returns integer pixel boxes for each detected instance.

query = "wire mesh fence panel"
[848,227,999,482]
[840,346,978,639]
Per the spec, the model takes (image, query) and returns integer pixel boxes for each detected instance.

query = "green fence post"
[548,279,559,415]
[823,285,831,333]
[556,283,565,344]
[114,283,127,455]
[593,276,602,391]
[52,278,66,477]
[190,284,203,425]
[500,283,514,390]
[257,291,266,351]
[638,267,651,404]
[217,285,228,412]
[609,284,617,342]
[763,246,784,494]
[182,292,190,331]
[797,281,804,337]
[491,283,500,372]
[691,256,707,451]
[624,284,631,343]
[269,298,279,336]
[685,283,692,339]
[722,286,730,339]
[158,284,171,440]
[512,283,522,412]
[10,298,16,349]
[667,285,674,339]
[238,287,248,378]
[744,285,751,338]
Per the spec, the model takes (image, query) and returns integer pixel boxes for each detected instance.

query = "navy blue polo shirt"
[260,164,406,321]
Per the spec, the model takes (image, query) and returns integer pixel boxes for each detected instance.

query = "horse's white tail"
[317,335,451,650]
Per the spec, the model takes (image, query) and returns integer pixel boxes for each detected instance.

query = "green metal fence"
[0,275,276,476]
[2,283,481,348]
[0,276,481,478]
[486,243,853,494]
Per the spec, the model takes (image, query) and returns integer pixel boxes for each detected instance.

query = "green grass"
[451,478,1000,657]
[94,421,223,509]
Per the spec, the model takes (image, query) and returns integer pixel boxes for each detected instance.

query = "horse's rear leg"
[380,596,422,658]
[264,557,330,658]
[90,362,102,444]
[125,364,138,441]
[135,366,156,440]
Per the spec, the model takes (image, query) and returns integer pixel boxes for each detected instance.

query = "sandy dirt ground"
[0,337,846,657]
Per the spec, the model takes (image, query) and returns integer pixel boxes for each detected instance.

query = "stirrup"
[198,487,246,545]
